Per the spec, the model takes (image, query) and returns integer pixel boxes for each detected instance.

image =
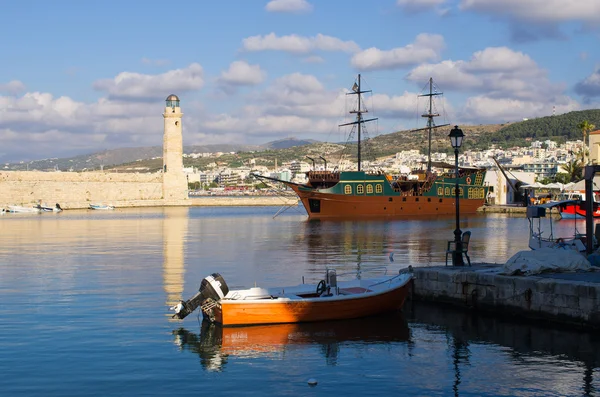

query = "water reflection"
[2,207,600,395]
[162,207,189,306]
[173,312,411,372]
[407,301,600,396]
[296,214,531,269]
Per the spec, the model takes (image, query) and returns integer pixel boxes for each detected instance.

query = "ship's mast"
[418,78,449,173]
[339,74,377,172]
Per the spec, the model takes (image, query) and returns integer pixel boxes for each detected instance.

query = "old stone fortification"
[0,96,300,210]
[0,171,186,209]
[0,171,298,209]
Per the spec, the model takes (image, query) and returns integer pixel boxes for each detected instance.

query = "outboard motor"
[171,273,229,320]
[199,273,229,302]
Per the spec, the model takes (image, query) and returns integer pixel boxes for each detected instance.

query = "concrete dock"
[477,205,527,214]
[411,263,600,329]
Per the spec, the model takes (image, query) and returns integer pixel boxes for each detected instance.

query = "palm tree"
[561,158,584,182]
[577,120,596,164]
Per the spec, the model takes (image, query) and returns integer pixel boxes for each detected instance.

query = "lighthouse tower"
[162,94,188,201]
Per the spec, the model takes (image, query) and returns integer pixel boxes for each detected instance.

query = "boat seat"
[445,231,472,266]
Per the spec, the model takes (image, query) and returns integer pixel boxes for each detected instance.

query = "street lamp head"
[449,125,464,149]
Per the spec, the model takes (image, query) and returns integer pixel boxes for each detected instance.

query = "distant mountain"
[262,138,319,150]
[2,138,318,171]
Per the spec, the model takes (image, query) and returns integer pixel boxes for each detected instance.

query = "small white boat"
[7,205,41,213]
[527,201,587,251]
[37,203,63,212]
[89,204,115,210]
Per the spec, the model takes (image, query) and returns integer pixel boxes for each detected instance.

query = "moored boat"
[559,202,600,219]
[89,204,115,210]
[7,205,41,213]
[253,76,488,219]
[171,269,413,326]
[37,203,63,212]
[527,200,588,251]
[556,191,600,219]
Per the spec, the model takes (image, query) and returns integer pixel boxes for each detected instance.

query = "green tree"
[560,159,584,182]
[578,120,596,143]
[577,120,596,164]
[188,181,200,190]
[554,173,571,184]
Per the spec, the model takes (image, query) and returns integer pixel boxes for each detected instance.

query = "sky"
[1,0,600,163]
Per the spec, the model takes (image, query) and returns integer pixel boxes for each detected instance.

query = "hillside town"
[182,135,596,206]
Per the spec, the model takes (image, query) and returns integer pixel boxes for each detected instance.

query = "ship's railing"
[307,171,340,181]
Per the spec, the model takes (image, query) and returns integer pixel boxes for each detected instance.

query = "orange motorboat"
[171,269,413,326]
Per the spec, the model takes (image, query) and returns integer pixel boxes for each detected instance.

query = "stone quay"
[410,263,600,329]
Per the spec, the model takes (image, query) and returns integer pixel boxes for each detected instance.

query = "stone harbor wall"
[412,265,600,328]
[0,171,185,209]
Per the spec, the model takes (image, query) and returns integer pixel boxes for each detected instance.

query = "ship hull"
[289,184,484,219]
[559,203,600,219]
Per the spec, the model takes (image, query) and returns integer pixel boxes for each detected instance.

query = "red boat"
[559,202,600,219]
[557,191,600,219]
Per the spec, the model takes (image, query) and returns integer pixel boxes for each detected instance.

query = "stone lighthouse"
[162,94,188,201]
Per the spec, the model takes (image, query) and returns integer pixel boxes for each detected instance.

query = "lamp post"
[449,125,465,266]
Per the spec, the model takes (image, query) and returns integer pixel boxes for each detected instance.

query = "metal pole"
[453,147,464,266]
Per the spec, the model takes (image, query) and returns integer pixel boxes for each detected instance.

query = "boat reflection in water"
[173,312,410,372]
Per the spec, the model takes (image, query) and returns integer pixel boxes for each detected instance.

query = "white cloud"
[461,95,580,124]
[201,111,334,141]
[0,80,26,95]
[397,0,448,13]
[271,73,324,94]
[460,0,600,41]
[217,61,266,93]
[351,34,445,71]
[254,73,346,119]
[303,55,325,63]
[407,47,563,102]
[464,47,537,73]
[203,114,243,132]
[403,46,578,124]
[371,92,419,118]
[407,60,482,90]
[265,0,313,13]
[0,89,165,162]
[575,67,600,101]
[93,63,204,100]
[198,74,350,142]
[460,0,600,23]
[242,33,360,54]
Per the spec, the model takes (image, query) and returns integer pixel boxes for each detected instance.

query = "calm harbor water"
[1,205,599,396]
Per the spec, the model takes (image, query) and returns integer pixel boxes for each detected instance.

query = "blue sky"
[1,0,599,162]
